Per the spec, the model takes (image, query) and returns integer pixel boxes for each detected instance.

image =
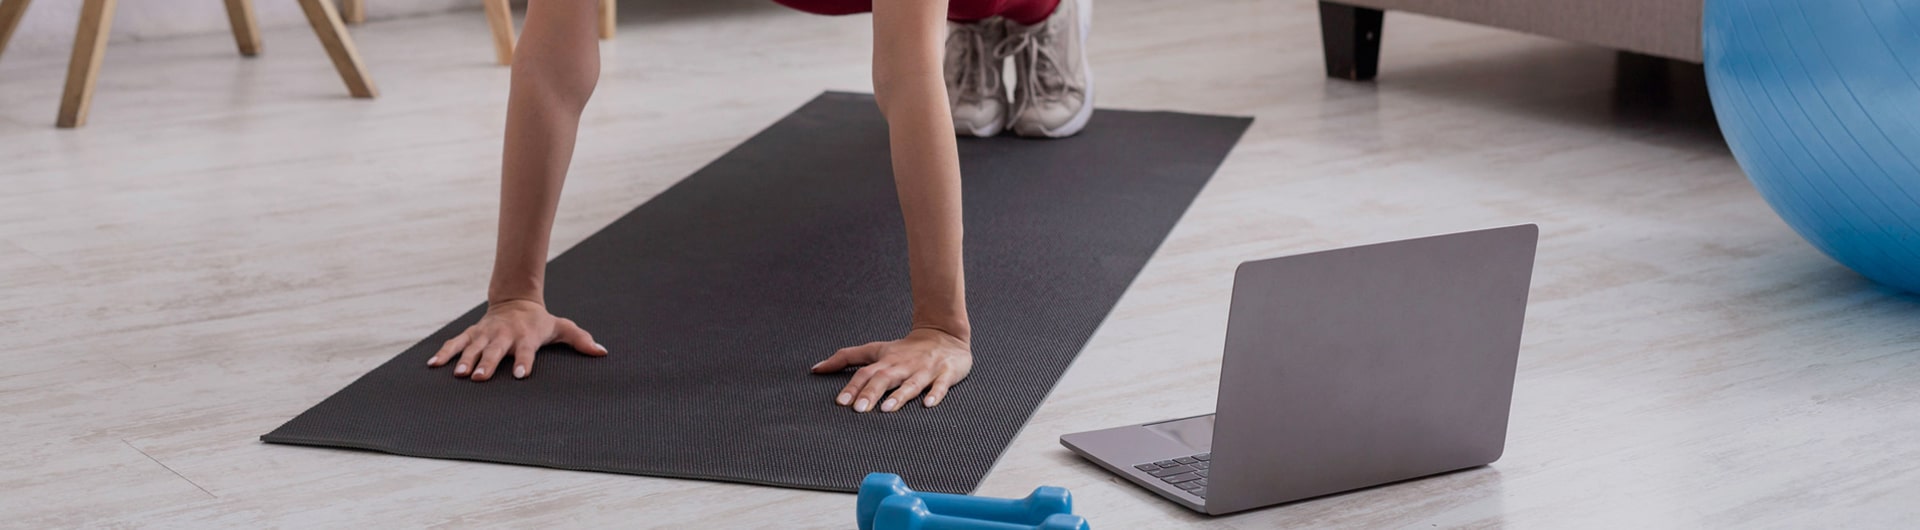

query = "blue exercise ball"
[1704,0,1920,293]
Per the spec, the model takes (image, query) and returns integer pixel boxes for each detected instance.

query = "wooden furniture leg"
[222,0,261,56]
[341,0,365,24]
[0,0,30,63]
[1318,1,1383,81]
[599,0,615,40]
[482,0,513,65]
[1615,51,1672,102]
[297,0,377,98]
[57,0,115,128]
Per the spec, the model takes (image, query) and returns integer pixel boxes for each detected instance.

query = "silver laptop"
[1060,225,1538,515]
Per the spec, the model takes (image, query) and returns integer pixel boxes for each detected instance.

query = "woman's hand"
[811,328,973,413]
[428,299,608,381]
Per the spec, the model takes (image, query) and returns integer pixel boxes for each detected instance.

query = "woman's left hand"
[811,328,973,413]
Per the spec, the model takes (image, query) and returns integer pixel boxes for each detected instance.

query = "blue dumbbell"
[874,495,1090,530]
[857,473,1073,530]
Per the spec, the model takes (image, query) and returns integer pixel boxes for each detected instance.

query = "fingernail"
[474,367,486,377]
[837,393,852,406]
[595,342,607,352]
[810,361,825,371]
[926,396,940,407]
[427,357,437,366]
[882,399,898,412]
[455,364,469,374]
[514,366,528,379]
[855,398,871,412]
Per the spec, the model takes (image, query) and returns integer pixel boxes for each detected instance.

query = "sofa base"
[1319,1,1385,81]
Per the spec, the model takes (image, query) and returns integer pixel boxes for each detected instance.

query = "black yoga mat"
[264,92,1251,494]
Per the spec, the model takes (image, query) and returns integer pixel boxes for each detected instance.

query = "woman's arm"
[429,1,609,381]
[812,0,975,413]
[872,0,969,341]
[488,1,602,306]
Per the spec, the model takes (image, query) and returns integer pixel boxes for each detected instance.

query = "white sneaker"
[945,19,1010,137]
[998,0,1093,138]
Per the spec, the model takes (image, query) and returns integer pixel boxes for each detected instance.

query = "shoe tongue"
[1032,62,1067,97]
[952,30,1000,98]
[1018,37,1069,96]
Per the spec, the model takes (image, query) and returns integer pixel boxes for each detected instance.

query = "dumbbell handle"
[913,491,1051,524]
[913,515,1039,530]
[858,473,1073,530]
[875,496,1089,530]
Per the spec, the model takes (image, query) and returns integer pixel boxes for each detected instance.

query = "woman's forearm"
[883,90,971,340]
[487,1,603,306]
[872,0,969,340]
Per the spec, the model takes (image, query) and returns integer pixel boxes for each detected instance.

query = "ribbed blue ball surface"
[1704,0,1920,292]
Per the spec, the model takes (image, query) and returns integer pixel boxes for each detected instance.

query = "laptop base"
[1060,414,1216,513]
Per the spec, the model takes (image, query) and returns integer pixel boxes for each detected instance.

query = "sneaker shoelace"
[948,23,1000,102]
[996,20,1073,120]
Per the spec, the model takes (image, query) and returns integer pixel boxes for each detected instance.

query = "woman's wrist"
[487,279,544,308]
[911,313,971,343]
[487,296,545,310]
[487,263,545,308]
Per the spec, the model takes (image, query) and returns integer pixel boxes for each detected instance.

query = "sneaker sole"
[1018,0,1094,139]
[956,114,1006,137]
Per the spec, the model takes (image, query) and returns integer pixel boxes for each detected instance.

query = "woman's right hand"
[428,299,608,381]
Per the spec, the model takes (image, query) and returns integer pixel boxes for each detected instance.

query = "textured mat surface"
[263,92,1251,494]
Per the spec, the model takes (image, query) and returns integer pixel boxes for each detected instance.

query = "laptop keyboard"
[1132,452,1210,498]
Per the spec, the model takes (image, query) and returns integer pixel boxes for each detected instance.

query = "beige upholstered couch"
[1316,0,1702,80]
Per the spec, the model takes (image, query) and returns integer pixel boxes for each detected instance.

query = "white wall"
[2,0,475,56]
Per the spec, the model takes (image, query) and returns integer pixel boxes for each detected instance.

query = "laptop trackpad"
[1143,415,1215,453]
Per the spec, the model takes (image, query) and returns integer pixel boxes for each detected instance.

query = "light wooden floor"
[3,0,1917,527]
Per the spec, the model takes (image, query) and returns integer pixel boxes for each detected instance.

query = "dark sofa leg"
[1318,1,1384,81]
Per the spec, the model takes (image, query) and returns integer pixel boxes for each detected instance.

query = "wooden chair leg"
[222,0,261,56]
[341,0,365,24]
[482,0,514,66]
[599,0,615,40]
[297,0,377,98]
[57,0,115,128]
[1318,1,1383,81]
[0,0,31,63]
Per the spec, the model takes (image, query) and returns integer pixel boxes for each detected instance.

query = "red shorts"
[771,0,1059,24]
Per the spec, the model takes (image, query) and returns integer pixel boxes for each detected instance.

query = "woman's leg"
[772,0,1082,138]
[769,0,871,17]
[998,0,1089,137]
[773,0,1058,22]
[947,0,1057,24]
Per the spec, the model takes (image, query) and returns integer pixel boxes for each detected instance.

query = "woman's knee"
[945,0,1011,21]
[772,0,875,16]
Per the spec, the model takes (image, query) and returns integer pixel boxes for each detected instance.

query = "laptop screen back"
[1204,225,1538,514]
